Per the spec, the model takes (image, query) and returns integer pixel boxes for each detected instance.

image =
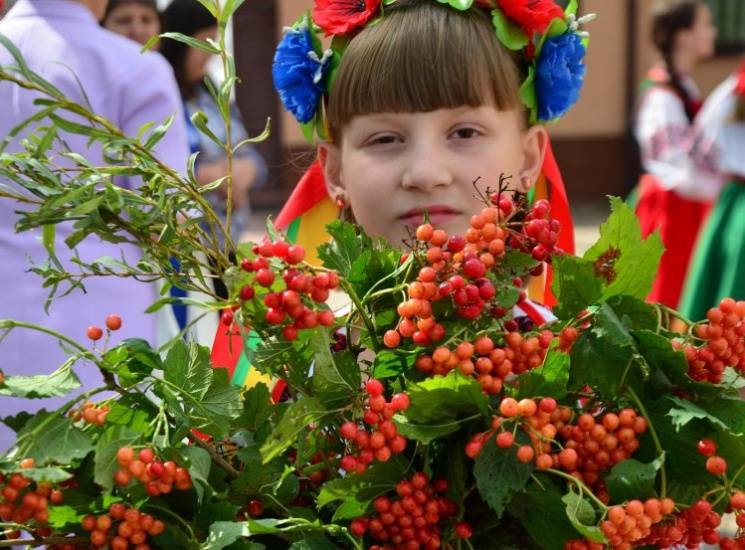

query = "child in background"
[102,0,161,47]
[679,61,745,320]
[633,0,717,308]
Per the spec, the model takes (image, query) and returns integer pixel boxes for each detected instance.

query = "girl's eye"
[367,134,401,146]
[450,127,481,140]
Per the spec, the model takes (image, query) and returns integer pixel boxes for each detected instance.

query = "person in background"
[0,0,189,453]
[633,0,717,309]
[161,0,267,251]
[101,0,161,47]
[679,61,745,321]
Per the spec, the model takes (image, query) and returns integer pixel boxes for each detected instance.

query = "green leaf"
[519,66,538,123]
[198,368,243,439]
[202,521,249,550]
[605,457,663,503]
[551,255,603,319]
[180,446,212,503]
[317,456,405,511]
[160,31,220,54]
[583,197,664,301]
[0,360,80,398]
[47,505,83,529]
[232,446,283,499]
[491,8,530,50]
[0,463,72,483]
[562,490,605,543]
[372,350,415,379]
[260,397,328,463]
[404,370,489,424]
[235,383,273,431]
[163,340,213,399]
[392,413,459,444]
[14,412,94,466]
[310,332,360,408]
[289,539,337,550]
[474,432,534,518]
[93,425,142,490]
[512,478,587,549]
[516,347,570,399]
[666,395,745,434]
[104,394,155,434]
[435,0,473,9]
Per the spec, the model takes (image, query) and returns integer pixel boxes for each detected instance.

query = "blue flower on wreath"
[272,23,332,124]
[535,32,586,121]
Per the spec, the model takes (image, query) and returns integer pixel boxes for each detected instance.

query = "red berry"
[340,422,358,440]
[496,432,514,448]
[221,310,234,326]
[455,521,472,539]
[87,326,103,341]
[706,455,727,476]
[365,379,384,397]
[391,393,410,411]
[255,268,275,287]
[383,330,401,348]
[697,438,717,457]
[248,499,264,517]
[350,518,368,536]
[239,285,255,301]
[105,314,122,331]
[138,448,155,464]
[286,245,305,264]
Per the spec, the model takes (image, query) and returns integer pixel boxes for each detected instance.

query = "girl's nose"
[400,143,454,192]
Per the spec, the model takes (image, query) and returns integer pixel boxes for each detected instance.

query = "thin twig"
[186,432,240,479]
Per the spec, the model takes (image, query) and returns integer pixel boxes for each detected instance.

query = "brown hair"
[326,0,524,141]
[650,0,707,121]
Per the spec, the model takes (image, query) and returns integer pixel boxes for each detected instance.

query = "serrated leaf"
[474,432,533,518]
[562,490,605,543]
[47,505,83,529]
[583,197,664,300]
[164,340,213,399]
[404,371,489,424]
[551,255,603,319]
[93,425,142,490]
[516,347,570,399]
[0,360,80,398]
[317,456,405,510]
[197,368,243,439]
[14,412,94,466]
[372,350,415,379]
[0,462,72,483]
[180,446,212,503]
[666,396,743,434]
[310,332,360,408]
[104,394,155,434]
[391,413,459,444]
[235,383,273,431]
[605,457,663,503]
[202,521,249,550]
[260,398,328,463]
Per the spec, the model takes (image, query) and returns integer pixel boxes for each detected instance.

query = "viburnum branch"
[546,468,608,511]
[186,431,240,480]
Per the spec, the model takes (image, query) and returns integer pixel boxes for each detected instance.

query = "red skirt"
[635,175,712,308]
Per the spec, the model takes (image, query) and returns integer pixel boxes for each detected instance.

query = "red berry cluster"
[238,241,338,340]
[349,472,457,549]
[682,298,745,383]
[339,380,410,474]
[564,540,604,550]
[521,199,562,262]
[82,503,164,549]
[87,314,122,341]
[696,438,729,476]
[0,461,61,530]
[114,447,192,496]
[557,409,647,487]
[732,491,745,532]
[70,400,109,426]
[600,498,674,548]
[415,331,553,395]
[465,397,567,468]
[640,499,722,548]
[558,326,581,352]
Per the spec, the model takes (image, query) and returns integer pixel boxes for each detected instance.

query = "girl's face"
[185,27,218,85]
[321,105,547,246]
[678,5,717,61]
[104,3,160,46]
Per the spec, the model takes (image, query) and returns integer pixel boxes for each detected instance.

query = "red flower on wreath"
[496,0,565,36]
[312,0,381,36]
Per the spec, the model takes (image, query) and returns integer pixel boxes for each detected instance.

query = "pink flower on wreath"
[312,0,381,36]
[496,0,565,36]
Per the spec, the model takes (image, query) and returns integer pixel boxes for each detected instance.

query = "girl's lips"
[397,206,461,228]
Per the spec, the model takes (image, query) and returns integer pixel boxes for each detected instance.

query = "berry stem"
[626,386,667,498]
[655,303,695,328]
[340,279,381,351]
[186,431,240,480]
[546,468,609,511]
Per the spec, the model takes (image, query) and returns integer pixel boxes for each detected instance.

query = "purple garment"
[0,0,189,452]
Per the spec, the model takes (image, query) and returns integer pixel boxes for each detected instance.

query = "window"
[708,0,745,55]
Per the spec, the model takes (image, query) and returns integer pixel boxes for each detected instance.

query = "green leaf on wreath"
[583,197,664,301]
[605,456,663,503]
[474,431,534,518]
[14,411,94,466]
[260,397,328,463]
[562,489,606,542]
[404,370,489,424]
[491,8,530,50]
[94,425,142,490]
[435,0,473,10]
[0,358,80,398]
[517,347,570,399]
[551,254,603,319]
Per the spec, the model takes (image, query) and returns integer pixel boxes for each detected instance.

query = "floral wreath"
[272,0,594,141]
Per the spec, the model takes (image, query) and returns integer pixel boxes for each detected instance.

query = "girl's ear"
[318,142,345,198]
[517,125,549,193]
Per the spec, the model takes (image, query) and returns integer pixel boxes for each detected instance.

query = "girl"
[212,0,590,386]
[633,0,717,308]
[679,61,745,320]
[102,0,161,47]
